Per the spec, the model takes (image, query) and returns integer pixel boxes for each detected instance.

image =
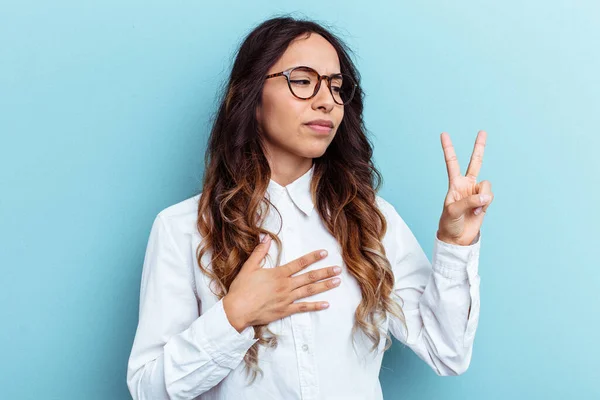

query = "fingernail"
[261,235,270,243]
[474,207,483,215]
[332,278,341,285]
[320,250,328,258]
[321,303,329,309]
[333,266,341,273]
[480,194,491,204]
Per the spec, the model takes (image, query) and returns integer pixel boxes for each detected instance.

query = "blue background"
[1,1,598,399]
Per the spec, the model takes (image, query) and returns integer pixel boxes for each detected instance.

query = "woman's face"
[257,33,344,164]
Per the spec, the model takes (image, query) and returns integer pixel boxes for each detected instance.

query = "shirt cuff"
[432,231,481,281]
[193,298,258,369]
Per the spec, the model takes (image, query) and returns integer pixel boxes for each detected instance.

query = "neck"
[265,151,313,187]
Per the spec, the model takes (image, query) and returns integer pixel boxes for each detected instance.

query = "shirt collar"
[266,164,315,216]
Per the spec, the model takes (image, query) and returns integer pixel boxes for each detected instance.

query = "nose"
[312,77,335,111]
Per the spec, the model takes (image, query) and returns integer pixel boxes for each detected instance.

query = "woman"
[127,15,493,400]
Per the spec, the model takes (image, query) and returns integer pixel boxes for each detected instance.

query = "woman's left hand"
[436,130,494,246]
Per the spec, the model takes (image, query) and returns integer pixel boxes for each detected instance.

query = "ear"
[255,104,262,123]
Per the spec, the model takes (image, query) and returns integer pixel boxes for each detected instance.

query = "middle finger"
[289,266,341,291]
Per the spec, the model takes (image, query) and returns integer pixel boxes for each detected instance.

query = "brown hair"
[195,15,407,384]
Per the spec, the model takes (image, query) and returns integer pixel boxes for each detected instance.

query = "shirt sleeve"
[385,204,481,376]
[126,213,259,400]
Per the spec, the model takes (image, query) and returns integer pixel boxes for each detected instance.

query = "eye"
[290,79,311,86]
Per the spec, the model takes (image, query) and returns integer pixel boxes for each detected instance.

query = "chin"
[298,146,329,159]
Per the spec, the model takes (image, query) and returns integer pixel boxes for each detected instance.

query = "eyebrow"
[290,65,342,75]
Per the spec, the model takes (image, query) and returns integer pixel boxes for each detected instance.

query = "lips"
[305,119,334,128]
[305,123,333,134]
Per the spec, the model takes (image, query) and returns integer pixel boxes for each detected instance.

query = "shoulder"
[154,193,202,239]
[375,194,400,222]
[375,194,413,238]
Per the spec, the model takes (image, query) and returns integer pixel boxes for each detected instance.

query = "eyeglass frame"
[265,65,357,106]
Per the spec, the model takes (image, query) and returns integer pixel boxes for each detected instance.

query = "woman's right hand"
[222,235,342,333]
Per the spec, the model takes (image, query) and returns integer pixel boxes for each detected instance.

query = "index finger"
[465,130,487,180]
[280,249,328,277]
[440,132,461,182]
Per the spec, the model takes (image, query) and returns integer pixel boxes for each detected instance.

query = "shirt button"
[302,344,309,352]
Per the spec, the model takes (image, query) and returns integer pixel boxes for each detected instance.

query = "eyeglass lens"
[288,67,354,105]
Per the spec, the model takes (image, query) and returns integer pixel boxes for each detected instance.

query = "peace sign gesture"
[436,130,494,246]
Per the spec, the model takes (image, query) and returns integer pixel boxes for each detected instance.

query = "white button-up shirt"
[127,164,481,400]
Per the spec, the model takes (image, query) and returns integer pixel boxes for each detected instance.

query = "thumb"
[448,193,491,217]
[242,234,272,271]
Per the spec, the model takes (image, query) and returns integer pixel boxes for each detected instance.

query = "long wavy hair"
[195,15,407,384]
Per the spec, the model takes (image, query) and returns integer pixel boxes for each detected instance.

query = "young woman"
[127,15,493,400]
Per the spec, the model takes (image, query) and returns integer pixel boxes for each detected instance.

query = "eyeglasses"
[265,66,357,106]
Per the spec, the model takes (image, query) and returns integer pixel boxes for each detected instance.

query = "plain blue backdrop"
[1,1,598,399]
